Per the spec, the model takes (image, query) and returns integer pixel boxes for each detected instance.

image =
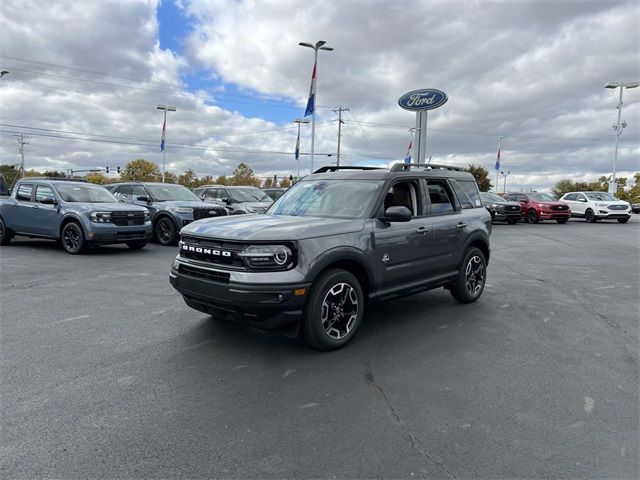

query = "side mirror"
[383,206,412,222]
[579,198,587,202]
[136,195,151,202]
[221,197,231,204]
[40,196,58,205]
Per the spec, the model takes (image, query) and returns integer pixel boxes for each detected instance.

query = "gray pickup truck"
[0,178,152,254]
[170,164,492,350]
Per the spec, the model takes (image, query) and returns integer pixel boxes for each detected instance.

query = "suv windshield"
[481,192,505,203]
[585,192,616,201]
[146,184,200,202]
[268,180,382,219]
[528,193,556,202]
[229,188,272,203]
[55,184,117,203]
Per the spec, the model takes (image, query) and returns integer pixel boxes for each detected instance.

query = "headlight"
[238,245,294,270]
[245,207,257,213]
[595,202,608,207]
[90,211,112,223]
[144,211,150,222]
[169,207,193,214]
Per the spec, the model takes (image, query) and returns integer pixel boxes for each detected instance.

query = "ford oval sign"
[398,89,448,111]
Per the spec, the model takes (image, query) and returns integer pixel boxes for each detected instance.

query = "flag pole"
[495,136,504,193]
[310,48,318,173]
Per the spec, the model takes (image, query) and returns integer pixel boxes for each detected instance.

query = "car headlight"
[144,211,150,222]
[238,245,294,270]
[595,202,608,207]
[169,207,193,214]
[90,211,112,223]
[245,207,258,213]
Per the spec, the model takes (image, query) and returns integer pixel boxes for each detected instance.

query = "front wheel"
[0,218,12,245]
[302,269,364,350]
[126,240,147,250]
[507,218,519,225]
[61,222,87,254]
[617,218,629,224]
[585,209,596,223]
[450,247,487,303]
[556,218,568,224]
[527,209,539,224]
[155,217,178,246]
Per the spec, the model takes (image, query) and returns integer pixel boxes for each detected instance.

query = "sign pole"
[399,89,446,165]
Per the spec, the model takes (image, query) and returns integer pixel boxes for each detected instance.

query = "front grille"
[505,205,520,211]
[193,207,227,220]
[115,231,146,240]
[608,204,627,210]
[111,211,146,226]
[178,264,230,284]
[550,205,568,211]
[180,236,246,268]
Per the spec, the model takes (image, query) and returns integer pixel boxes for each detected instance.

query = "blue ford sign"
[398,89,448,111]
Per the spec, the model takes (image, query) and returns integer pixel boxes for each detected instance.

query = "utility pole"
[16,134,29,178]
[333,107,349,166]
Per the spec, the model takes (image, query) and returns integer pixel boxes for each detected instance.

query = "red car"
[504,192,571,224]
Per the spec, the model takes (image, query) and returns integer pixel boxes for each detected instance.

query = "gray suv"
[170,164,492,350]
[192,185,273,214]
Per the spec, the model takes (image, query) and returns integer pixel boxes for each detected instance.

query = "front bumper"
[493,211,521,222]
[87,223,152,244]
[595,210,631,219]
[170,263,310,332]
[538,210,570,220]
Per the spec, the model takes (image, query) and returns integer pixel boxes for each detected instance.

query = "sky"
[0,0,638,192]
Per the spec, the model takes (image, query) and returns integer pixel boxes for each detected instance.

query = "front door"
[32,185,59,237]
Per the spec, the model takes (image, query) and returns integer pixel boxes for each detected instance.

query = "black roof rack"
[17,177,88,182]
[390,163,464,172]
[313,166,385,174]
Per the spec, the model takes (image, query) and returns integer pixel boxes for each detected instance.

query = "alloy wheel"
[63,225,80,252]
[157,218,174,244]
[465,255,485,295]
[321,282,359,339]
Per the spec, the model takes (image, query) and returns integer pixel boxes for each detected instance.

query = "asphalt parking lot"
[1,217,638,479]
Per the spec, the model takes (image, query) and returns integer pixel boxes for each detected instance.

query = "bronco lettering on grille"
[181,244,232,257]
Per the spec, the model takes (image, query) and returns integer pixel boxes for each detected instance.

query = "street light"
[157,104,176,183]
[293,118,310,179]
[299,40,334,173]
[604,81,639,193]
[500,170,511,194]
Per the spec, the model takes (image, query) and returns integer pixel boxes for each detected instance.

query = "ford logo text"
[181,244,232,257]
[398,89,448,111]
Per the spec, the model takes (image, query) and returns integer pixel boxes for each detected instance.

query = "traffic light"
[116,166,121,174]
[106,166,109,173]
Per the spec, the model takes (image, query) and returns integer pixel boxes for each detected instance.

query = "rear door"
[9,183,37,233]
[423,179,463,273]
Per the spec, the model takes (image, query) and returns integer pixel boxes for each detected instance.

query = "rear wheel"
[155,217,178,246]
[556,218,568,224]
[0,218,12,245]
[126,240,147,250]
[302,269,364,350]
[450,247,487,303]
[585,209,596,223]
[617,218,629,224]
[527,209,539,224]
[61,222,87,254]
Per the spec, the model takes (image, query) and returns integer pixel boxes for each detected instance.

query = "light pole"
[293,118,310,179]
[500,170,511,194]
[604,81,639,193]
[157,104,176,183]
[299,40,333,173]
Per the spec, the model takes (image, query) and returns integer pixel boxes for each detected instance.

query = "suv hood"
[182,214,364,241]
[156,200,223,209]
[66,202,149,213]
[535,201,568,207]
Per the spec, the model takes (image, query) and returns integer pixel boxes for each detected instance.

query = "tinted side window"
[131,185,148,199]
[459,180,482,208]
[426,180,455,215]
[564,193,576,201]
[16,184,33,201]
[35,185,55,202]
[114,185,132,200]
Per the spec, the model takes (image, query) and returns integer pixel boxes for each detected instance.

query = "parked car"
[261,187,287,201]
[0,178,152,254]
[192,185,273,214]
[106,182,227,245]
[480,192,521,224]
[170,163,492,350]
[504,192,571,223]
[559,191,631,223]
[632,203,640,214]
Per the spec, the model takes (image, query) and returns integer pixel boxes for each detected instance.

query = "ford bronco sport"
[170,164,492,350]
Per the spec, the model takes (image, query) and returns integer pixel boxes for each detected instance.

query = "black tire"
[126,241,147,250]
[450,247,487,304]
[556,218,568,224]
[0,217,12,245]
[302,269,365,351]
[527,209,539,224]
[233,211,246,215]
[617,218,629,224]
[61,222,87,254]
[507,218,519,225]
[155,217,178,246]
[585,209,596,223]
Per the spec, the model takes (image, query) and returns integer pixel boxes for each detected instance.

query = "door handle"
[415,225,432,234]
[457,222,467,228]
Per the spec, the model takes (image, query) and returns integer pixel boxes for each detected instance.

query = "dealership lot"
[1,218,638,478]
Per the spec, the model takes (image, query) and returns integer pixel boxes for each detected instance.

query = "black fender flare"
[59,213,87,237]
[306,246,376,290]
[461,231,490,265]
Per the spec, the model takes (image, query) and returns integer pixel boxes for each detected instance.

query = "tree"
[178,169,196,187]
[465,165,492,192]
[193,175,215,188]
[230,163,261,187]
[215,175,229,185]
[262,177,276,188]
[85,172,107,184]
[279,177,292,188]
[119,159,161,182]
[0,164,20,187]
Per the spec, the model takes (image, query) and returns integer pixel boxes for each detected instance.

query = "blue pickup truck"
[0,178,152,254]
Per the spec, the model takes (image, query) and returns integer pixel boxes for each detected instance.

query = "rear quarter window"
[458,180,482,208]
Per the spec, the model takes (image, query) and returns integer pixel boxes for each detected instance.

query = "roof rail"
[390,163,464,172]
[313,165,385,173]
[18,177,88,182]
